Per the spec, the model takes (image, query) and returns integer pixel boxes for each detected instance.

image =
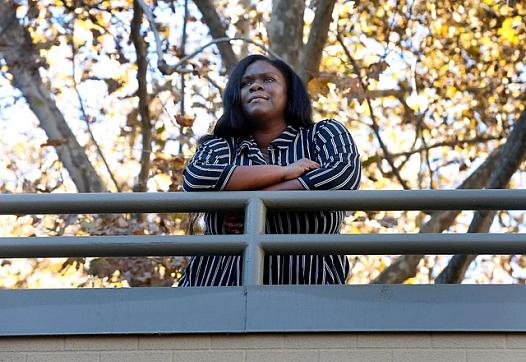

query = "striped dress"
[179,119,361,286]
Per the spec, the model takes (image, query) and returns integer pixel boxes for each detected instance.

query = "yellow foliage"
[499,17,521,45]
[446,86,457,99]
[308,77,331,97]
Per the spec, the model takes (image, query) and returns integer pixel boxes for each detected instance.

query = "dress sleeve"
[183,137,237,191]
[298,119,361,190]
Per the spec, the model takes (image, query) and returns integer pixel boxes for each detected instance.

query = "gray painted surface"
[1,189,525,215]
[243,198,266,286]
[246,285,526,332]
[0,287,246,335]
[258,233,526,254]
[2,233,526,258]
[1,285,526,335]
[0,235,247,258]
[1,190,525,335]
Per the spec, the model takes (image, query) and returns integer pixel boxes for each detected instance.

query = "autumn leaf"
[340,77,366,104]
[175,114,195,128]
[308,77,331,97]
[40,139,67,147]
[104,78,122,94]
[367,61,388,81]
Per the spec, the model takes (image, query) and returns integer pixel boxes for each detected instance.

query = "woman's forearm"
[224,158,320,191]
[224,165,286,190]
[262,179,305,191]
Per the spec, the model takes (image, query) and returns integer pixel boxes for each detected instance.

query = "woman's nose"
[249,80,263,92]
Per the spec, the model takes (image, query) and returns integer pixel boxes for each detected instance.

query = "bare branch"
[70,35,121,192]
[202,73,223,95]
[135,0,164,67]
[180,0,189,117]
[131,0,152,192]
[300,0,337,82]
[363,135,504,168]
[234,0,252,58]
[390,135,503,158]
[336,32,410,189]
[135,0,248,75]
[158,36,282,75]
[192,0,237,73]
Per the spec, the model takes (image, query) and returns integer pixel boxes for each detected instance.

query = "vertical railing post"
[242,197,266,286]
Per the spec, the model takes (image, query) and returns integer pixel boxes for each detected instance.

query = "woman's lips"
[248,95,269,103]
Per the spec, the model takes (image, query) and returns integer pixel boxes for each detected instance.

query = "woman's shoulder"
[310,118,349,135]
[198,134,235,149]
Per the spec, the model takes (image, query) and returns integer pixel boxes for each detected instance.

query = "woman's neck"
[252,121,287,149]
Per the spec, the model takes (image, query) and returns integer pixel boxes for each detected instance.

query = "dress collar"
[236,125,299,155]
[270,125,298,149]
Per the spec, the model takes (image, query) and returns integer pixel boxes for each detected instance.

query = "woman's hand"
[283,158,320,180]
[224,212,245,234]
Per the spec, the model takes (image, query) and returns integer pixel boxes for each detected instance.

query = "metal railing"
[1,189,526,335]
[1,189,526,285]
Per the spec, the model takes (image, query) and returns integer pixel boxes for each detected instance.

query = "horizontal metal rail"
[1,233,526,258]
[258,233,526,254]
[1,190,525,285]
[0,235,247,258]
[1,189,526,214]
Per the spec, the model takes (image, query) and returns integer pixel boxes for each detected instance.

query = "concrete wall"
[0,333,525,361]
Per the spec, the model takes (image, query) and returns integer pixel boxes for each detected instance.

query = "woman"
[179,54,361,287]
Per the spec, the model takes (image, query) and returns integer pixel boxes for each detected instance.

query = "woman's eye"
[264,77,275,82]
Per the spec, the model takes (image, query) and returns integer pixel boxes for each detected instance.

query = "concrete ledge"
[1,285,526,336]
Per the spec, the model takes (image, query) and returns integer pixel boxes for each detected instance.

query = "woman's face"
[240,60,288,125]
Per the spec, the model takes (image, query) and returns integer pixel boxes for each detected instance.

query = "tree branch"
[131,0,152,192]
[70,33,121,192]
[300,0,337,82]
[267,0,305,70]
[180,0,189,117]
[337,32,410,189]
[390,135,503,158]
[158,36,282,75]
[135,0,164,68]
[192,0,237,73]
[0,1,106,192]
[372,144,503,284]
[435,108,526,284]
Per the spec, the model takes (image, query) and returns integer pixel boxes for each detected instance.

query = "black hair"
[206,54,313,141]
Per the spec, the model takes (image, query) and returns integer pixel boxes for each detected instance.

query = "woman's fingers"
[284,158,320,179]
[302,159,320,170]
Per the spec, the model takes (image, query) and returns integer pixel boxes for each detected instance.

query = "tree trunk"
[131,0,152,192]
[434,210,496,284]
[267,0,305,71]
[193,0,238,74]
[0,2,106,192]
[372,144,503,284]
[435,108,526,283]
[299,0,337,82]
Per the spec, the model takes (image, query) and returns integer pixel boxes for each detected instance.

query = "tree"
[0,0,525,288]
[0,1,106,192]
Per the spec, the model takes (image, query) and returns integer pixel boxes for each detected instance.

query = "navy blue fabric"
[179,119,361,286]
